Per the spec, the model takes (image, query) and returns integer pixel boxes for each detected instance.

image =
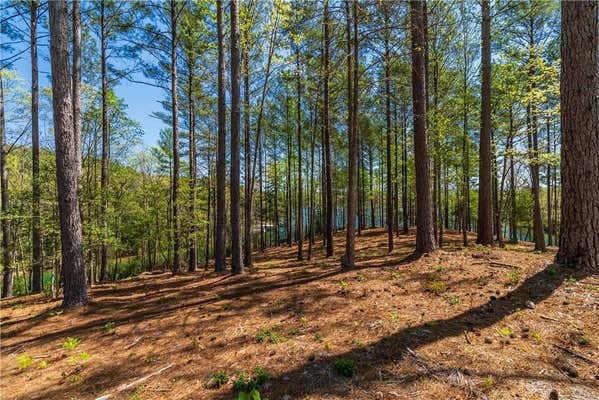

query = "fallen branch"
[125,336,144,350]
[489,261,519,269]
[94,363,174,400]
[554,344,597,365]
[463,331,471,345]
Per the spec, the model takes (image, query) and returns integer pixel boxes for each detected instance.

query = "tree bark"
[243,37,252,268]
[170,0,181,275]
[296,47,303,261]
[343,0,358,268]
[214,0,227,273]
[323,0,334,257]
[188,43,197,272]
[557,0,598,273]
[31,0,42,293]
[100,0,109,281]
[229,0,243,274]
[383,5,393,252]
[49,0,88,308]
[477,0,493,246]
[410,0,436,254]
[0,75,12,298]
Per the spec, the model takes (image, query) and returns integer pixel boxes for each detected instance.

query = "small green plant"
[233,367,270,400]
[103,322,115,334]
[389,313,399,321]
[49,309,63,316]
[314,332,324,342]
[68,374,81,383]
[37,360,49,369]
[62,337,81,351]
[356,273,365,282]
[578,334,590,346]
[17,354,33,369]
[392,271,402,279]
[333,358,357,377]
[128,394,140,400]
[210,370,229,388]
[531,332,543,343]
[483,376,495,387]
[299,316,308,328]
[425,320,439,327]
[256,326,282,344]
[506,269,521,285]
[547,265,557,275]
[288,328,300,336]
[496,327,513,337]
[340,280,350,293]
[353,320,362,328]
[449,295,459,305]
[566,275,577,283]
[427,281,447,294]
[78,352,90,362]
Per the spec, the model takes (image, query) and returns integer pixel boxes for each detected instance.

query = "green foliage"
[340,280,349,293]
[496,327,513,337]
[531,332,543,343]
[210,370,229,388]
[333,358,357,377]
[577,334,590,346]
[62,337,81,350]
[483,376,495,387]
[17,354,33,369]
[104,322,116,334]
[428,281,447,294]
[506,270,521,285]
[256,326,282,344]
[37,360,48,369]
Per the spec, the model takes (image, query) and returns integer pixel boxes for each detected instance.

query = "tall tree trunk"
[296,48,304,261]
[243,40,252,268]
[546,116,552,246]
[508,105,518,243]
[527,17,546,253]
[557,0,598,273]
[343,0,359,268]
[229,0,243,274]
[214,0,227,272]
[100,0,110,281]
[170,0,181,275]
[410,0,436,253]
[308,100,316,260]
[49,0,88,308]
[273,133,279,245]
[188,49,197,272]
[31,0,42,293]
[323,0,334,257]
[285,96,292,247]
[394,101,399,236]
[477,0,493,245]
[0,75,12,298]
[401,100,408,233]
[384,6,393,252]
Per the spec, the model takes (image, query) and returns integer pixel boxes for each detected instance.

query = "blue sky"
[9,44,165,148]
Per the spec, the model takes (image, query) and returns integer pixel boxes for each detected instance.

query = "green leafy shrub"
[37,360,49,369]
[340,280,349,293]
[62,337,81,350]
[334,358,357,377]
[256,326,282,344]
[210,370,229,388]
[427,281,447,294]
[496,327,513,337]
[506,270,521,285]
[233,367,270,400]
[17,354,33,369]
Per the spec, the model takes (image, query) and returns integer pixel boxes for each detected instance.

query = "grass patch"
[333,358,357,377]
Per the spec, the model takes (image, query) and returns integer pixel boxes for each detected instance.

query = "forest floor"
[1,229,598,400]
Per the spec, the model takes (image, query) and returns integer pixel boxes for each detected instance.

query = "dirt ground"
[1,229,598,400]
